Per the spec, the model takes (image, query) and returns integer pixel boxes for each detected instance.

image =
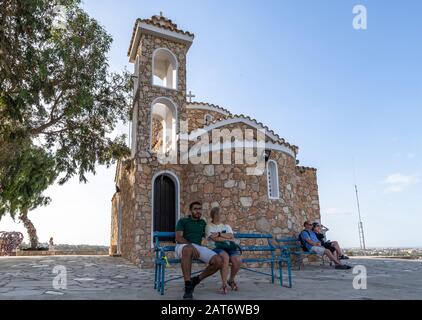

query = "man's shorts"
[310,246,326,256]
[322,241,336,253]
[175,243,217,264]
[213,248,241,257]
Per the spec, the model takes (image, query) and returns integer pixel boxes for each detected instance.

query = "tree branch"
[30,91,66,135]
[30,114,64,135]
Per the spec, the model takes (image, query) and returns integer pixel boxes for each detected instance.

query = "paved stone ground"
[0,255,421,300]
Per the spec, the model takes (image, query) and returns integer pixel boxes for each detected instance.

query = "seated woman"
[312,222,349,260]
[205,207,242,294]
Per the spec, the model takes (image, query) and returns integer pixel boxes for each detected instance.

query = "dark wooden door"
[153,175,176,240]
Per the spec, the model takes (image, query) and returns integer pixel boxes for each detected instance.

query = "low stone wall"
[15,250,109,256]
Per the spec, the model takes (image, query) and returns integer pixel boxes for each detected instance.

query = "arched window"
[267,160,279,199]
[204,114,213,126]
[152,48,177,89]
[150,97,178,158]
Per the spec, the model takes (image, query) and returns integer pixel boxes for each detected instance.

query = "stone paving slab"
[0,255,421,300]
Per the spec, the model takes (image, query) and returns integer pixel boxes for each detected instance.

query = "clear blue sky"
[2,0,421,247]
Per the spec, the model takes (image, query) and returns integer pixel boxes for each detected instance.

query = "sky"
[1,0,421,248]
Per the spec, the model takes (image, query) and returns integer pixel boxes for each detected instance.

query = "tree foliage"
[0,140,58,219]
[0,0,132,246]
[0,0,132,191]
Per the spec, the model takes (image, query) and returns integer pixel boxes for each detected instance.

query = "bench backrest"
[153,231,275,252]
[275,237,303,251]
[276,236,319,255]
[153,232,176,253]
[234,233,275,252]
[153,231,176,241]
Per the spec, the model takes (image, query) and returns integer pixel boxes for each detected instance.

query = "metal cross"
[186,90,196,103]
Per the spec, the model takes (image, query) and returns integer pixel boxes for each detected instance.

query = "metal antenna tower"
[353,159,366,251]
[354,184,366,251]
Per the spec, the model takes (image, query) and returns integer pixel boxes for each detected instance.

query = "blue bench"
[154,231,292,295]
[275,237,328,270]
[233,233,292,289]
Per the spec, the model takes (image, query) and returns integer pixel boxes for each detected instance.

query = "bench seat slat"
[160,246,176,252]
[153,231,176,238]
[234,233,273,239]
[276,238,298,242]
[156,258,206,264]
[240,245,274,252]
[241,258,278,263]
[278,244,301,249]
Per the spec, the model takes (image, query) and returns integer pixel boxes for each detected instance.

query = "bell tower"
[127,15,194,159]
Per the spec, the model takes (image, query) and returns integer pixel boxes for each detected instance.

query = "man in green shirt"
[175,201,223,299]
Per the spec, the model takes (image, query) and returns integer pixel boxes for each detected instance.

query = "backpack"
[298,230,311,252]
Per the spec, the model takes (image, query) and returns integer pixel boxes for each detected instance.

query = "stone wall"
[186,109,228,132]
[179,151,310,239]
[110,193,118,255]
[151,117,163,152]
[111,159,137,263]
[294,166,320,227]
[16,250,109,256]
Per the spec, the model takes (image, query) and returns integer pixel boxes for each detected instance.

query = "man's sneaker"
[183,284,194,300]
[340,255,350,260]
[191,276,201,289]
[335,264,352,270]
[182,276,201,299]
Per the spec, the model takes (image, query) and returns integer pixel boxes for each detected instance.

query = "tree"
[0,0,132,245]
[0,140,58,248]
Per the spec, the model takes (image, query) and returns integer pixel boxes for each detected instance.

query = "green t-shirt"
[176,216,206,245]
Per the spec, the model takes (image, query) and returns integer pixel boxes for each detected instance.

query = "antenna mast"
[353,159,366,252]
[354,184,366,251]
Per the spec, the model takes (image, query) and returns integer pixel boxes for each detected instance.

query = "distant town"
[346,247,422,260]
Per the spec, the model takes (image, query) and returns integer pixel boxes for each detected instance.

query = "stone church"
[110,15,320,266]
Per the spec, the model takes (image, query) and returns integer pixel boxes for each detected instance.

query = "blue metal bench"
[234,233,292,289]
[275,237,328,270]
[154,231,292,295]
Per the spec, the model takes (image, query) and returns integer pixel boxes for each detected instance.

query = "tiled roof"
[189,111,299,155]
[128,15,194,56]
[296,166,317,172]
[187,101,232,116]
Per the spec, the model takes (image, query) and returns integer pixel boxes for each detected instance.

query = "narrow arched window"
[267,160,279,199]
[150,97,178,159]
[204,114,213,126]
[152,48,177,89]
